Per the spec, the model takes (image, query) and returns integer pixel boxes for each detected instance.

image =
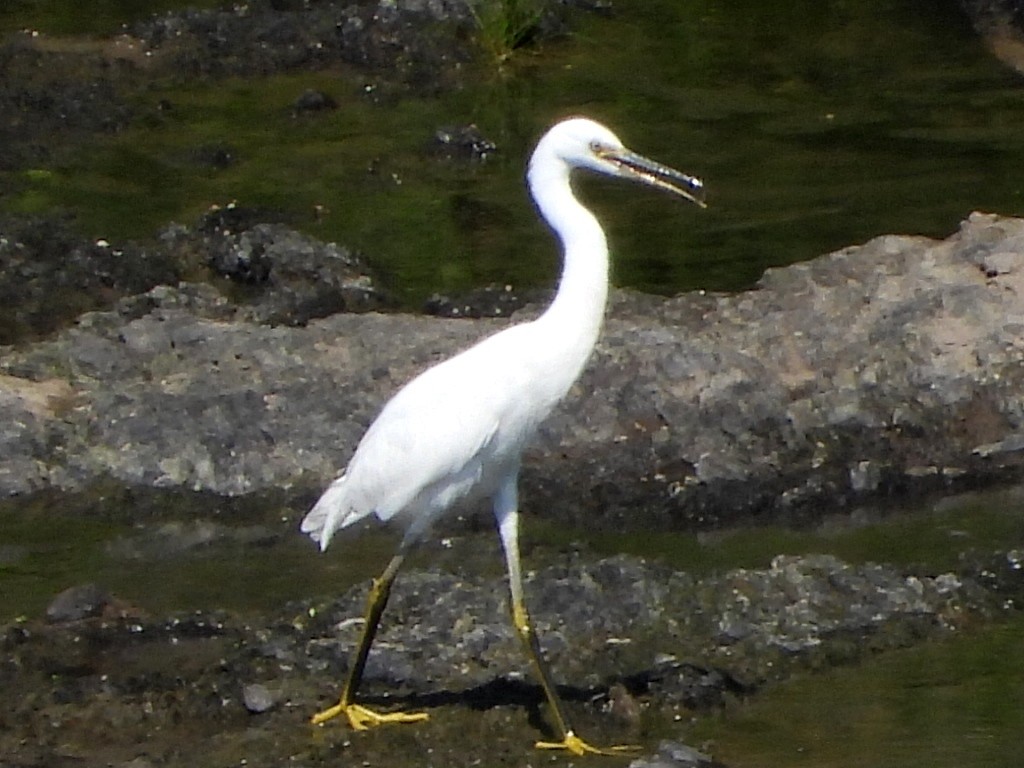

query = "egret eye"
[589,140,605,155]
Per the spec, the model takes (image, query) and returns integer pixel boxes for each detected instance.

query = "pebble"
[242,683,276,714]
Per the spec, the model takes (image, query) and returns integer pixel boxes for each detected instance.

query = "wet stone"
[629,740,717,768]
[45,583,110,623]
[242,682,276,713]
[424,283,547,318]
[431,123,498,161]
[293,88,338,114]
[0,207,390,347]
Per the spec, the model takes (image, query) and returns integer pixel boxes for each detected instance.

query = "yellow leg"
[509,600,639,755]
[496,484,638,756]
[311,553,429,731]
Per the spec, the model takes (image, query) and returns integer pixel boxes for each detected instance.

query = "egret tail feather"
[300,474,354,551]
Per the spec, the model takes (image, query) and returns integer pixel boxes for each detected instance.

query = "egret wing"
[343,355,505,520]
[304,323,544,548]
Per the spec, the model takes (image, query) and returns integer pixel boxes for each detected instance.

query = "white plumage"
[300,318,578,549]
[300,117,704,755]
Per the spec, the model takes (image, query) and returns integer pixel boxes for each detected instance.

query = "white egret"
[301,117,705,755]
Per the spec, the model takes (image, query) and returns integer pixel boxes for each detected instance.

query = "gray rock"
[46,583,110,623]
[1,213,1024,530]
[629,740,715,768]
[293,553,988,697]
[0,209,390,348]
[242,682,276,713]
[168,212,391,324]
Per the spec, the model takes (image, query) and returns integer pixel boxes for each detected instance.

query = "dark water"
[0,0,224,36]
[2,0,1022,306]
[689,613,1024,767]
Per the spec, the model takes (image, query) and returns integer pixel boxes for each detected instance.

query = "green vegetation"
[469,0,547,64]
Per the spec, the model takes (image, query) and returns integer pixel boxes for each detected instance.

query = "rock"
[293,88,338,114]
[242,682,276,713]
[1,213,1023,525]
[189,216,392,323]
[6,548,1019,766]
[294,553,988,696]
[126,0,480,82]
[629,740,716,768]
[431,124,497,161]
[46,583,110,623]
[0,45,133,175]
[0,214,181,344]
[0,207,391,347]
[423,283,546,318]
[959,0,1024,74]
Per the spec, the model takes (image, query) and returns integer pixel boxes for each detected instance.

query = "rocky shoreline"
[4,542,1022,767]
[3,212,1023,529]
[3,209,1024,767]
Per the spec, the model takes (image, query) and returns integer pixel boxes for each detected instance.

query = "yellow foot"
[535,731,640,757]
[311,701,429,731]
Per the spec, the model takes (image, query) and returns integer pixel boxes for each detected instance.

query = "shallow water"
[3,484,1023,621]
[2,486,1024,765]
[2,0,1023,306]
[688,613,1024,768]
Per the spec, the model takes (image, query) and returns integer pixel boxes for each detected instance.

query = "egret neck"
[527,148,610,382]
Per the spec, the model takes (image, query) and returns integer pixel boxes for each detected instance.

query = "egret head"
[531,117,706,208]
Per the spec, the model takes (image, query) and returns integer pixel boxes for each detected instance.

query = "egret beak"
[602,148,707,208]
